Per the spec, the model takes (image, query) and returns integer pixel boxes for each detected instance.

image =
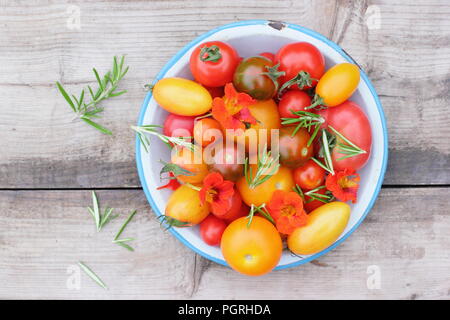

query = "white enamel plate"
[136,20,388,270]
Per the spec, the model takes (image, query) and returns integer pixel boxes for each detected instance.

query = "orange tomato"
[315,63,360,107]
[232,99,281,151]
[221,216,282,276]
[288,202,350,255]
[236,166,295,207]
[171,146,208,184]
[193,118,222,147]
[165,185,210,225]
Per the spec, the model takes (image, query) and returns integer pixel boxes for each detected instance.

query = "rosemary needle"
[113,210,137,251]
[78,261,108,290]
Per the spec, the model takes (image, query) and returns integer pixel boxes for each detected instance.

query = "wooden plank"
[0,187,449,299]
[0,0,449,188]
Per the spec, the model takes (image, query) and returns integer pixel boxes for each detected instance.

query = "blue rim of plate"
[135,20,389,270]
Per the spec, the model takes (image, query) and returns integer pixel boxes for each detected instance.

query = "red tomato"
[190,41,240,87]
[259,52,276,63]
[317,100,372,171]
[204,85,224,99]
[293,160,325,190]
[304,188,328,213]
[163,114,195,138]
[278,90,312,119]
[228,203,250,223]
[212,190,243,222]
[276,42,325,90]
[200,215,227,246]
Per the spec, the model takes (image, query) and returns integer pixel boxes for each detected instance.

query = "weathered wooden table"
[1,0,449,300]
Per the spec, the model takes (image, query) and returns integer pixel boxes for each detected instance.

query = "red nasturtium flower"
[199,172,235,215]
[266,190,308,235]
[212,83,257,132]
[325,168,360,203]
[157,172,181,191]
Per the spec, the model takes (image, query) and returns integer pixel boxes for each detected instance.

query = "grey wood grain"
[0,0,449,188]
[1,187,449,299]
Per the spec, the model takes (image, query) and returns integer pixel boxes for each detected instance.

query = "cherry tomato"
[171,146,208,184]
[258,52,276,63]
[293,160,325,190]
[208,144,244,182]
[153,77,212,116]
[224,203,250,224]
[212,189,243,221]
[276,42,325,90]
[221,216,282,276]
[237,166,295,207]
[193,118,222,147]
[190,41,240,87]
[165,185,210,225]
[315,63,360,107]
[200,215,227,246]
[204,85,224,99]
[288,202,350,255]
[317,100,371,171]
[278,90,312,119]
[233,56,280,100]
[163,114,195,138]
[279,127,313,169]
[304,187,329,213]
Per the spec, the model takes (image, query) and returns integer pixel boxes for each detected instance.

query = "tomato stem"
[261,63,285,92]
[304,93,326,110]
[199,45,222,62]
[277,71,317,98]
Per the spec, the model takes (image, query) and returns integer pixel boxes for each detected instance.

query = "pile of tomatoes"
[146,40,372,276]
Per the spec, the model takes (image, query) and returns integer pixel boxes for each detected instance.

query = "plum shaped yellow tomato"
[288,201,350,255]
[153,77,212,116]
[315,63,360,107]
[165,185,210,225]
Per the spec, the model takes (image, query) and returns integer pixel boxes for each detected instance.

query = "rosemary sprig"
[158,215,192,230]
[159,160,194,180]
[328,125,367,161]
[244,147,280,189]
[113,210,137,251]
[304,186,334,204]
[56,55,129,135]
[246,203,273,228]
[281,110,325,145]
[78,261,108,290]
[87,191,118,232]
[311,129,335,175]
[131,125,195,153]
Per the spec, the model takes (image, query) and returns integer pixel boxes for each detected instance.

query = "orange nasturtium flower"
[212,83,257,132]
[199,172,235,215]
[325,168,360,204]
[266,190,308,235]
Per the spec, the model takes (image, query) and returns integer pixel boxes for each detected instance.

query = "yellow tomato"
[165,185,210,225]
[287,201,351,255]
[316,63,360,107]
[221,216,282,276]
[230,99,280,150]
[236,166,295,207]
[171,146,208,184]
[153,77,212,116]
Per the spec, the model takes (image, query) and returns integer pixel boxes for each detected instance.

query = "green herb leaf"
[78,261,108,289]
